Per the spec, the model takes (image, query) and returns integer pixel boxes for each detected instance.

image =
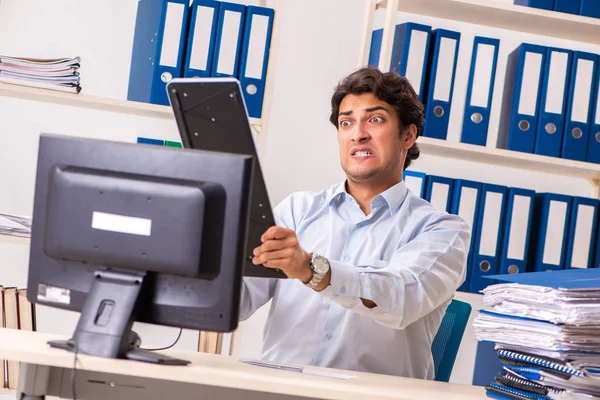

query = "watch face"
[312,255,330,274]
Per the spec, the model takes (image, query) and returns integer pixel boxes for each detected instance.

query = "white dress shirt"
[239,180,470,379]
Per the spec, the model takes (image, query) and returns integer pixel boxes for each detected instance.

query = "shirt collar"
[327,180,408,214]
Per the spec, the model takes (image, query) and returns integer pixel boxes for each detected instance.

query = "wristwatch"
[305,253,330,289]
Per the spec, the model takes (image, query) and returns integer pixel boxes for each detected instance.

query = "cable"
[70,339,79,400]
[141,328,183,351]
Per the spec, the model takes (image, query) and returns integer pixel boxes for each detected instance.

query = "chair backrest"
[431,299,472,382]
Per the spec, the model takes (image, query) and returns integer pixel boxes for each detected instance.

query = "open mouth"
[352,150,373,157]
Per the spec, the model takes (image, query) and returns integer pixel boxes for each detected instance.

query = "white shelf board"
[418,137,600,181]
[0,82,261,130]
[0,234,30,246]
[383,0,600,45]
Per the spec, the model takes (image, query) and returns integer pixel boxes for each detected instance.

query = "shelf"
[417,137,600,181]
[385,0,600,45]
[0,234,30,246]
[0,82,262,131]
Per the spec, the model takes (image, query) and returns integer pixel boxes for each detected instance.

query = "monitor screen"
[27,133,252,364]
[166,77,286,279]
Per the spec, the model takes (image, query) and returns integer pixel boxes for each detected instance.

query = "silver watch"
[305,253,330,289]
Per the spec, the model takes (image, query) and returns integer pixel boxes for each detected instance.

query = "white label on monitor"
[92,212,152,237]
[189,5,215,71]
[571,205,595,268]
[507,195,531,260]
[159,2,185,68]
[37,284,70,305]
[245,14,270,80]
[433,37,457,102]
[470,44,496,108]
[216,10,242,75]
[457,187,478,233]
[518,52,543,116]
[542,201,568,265]
[405,29,429,96]
[479,192,503,257]
[572,58,595,123]
[430,182,450,211]
[545,51,569,114]
[405,176,424,197]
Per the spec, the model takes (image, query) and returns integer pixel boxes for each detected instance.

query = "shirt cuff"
[326,259,362,297]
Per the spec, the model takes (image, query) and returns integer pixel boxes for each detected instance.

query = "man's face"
[337,93,408,185]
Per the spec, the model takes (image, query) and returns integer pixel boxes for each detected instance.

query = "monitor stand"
[48,269,190,366]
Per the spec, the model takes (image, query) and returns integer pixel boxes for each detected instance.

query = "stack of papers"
[0,56,81,94]
[0,213,32,238]
[472,269,600,400]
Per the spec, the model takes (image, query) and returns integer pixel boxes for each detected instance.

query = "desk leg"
[17,364,51,400]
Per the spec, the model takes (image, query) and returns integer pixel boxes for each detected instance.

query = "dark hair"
[329,67,424,170]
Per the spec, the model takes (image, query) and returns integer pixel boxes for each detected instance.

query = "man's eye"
[340,120,352,127]
[370,116,384,123]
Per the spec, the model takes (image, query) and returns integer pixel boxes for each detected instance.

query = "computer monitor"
[27,133,253,365]
[166,77,286,279]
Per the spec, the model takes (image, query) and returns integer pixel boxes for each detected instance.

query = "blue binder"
[402,170,427,198]
[460,36,500,147]
[580,0,600,17]
[497,43,547,154]
[183,0,220,78]
[513,0,554,8]
[422,29,461,140]
[498,188,535,276]
[562,51,598,161]
[534,47,572,158]
[389,22,432,102]
[450,180,482,292]
[555,0,581,13]
[587,65,600,164]
[424,175,454,213]
[528,193,572,272]
[368,29,383,68]
[137,137,165,146]
[237,5,274,119]
[469,184,507,294]
[565,197,599,270]
[127,0,190,106]
[210,2,246,78]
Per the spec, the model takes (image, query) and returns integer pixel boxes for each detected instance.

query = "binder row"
[515,0,600,19]
[127,0,274,119]
[403,170,600,294]
[368,22,600,165]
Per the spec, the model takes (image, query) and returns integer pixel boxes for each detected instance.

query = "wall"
[0,0,596,383]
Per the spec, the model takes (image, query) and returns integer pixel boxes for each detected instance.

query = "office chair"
[431,299,472,382]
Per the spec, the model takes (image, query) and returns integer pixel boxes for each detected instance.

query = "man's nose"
[352,122,370,142]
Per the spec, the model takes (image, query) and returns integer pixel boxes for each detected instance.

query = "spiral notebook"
[496,349,582,377]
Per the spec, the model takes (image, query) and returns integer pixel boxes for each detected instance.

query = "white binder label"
[217,10,242,75]
[543,201,568,265]
[245,14,270,80]
[189,6,215,71]
[405,176,424,197]
[470,44,496,108]
[572,59,595,123]
[479,192,503,257]
[405,30,429,96]
[595,82,600,125]
[430,183,450,211]
[433,37,457,102]
[159,2,185,68]
[545,51,569,114]
[507,195,531,260]
[571,205,595,268]
[518,52,543,116]
[92,212,152,237]
[457,187,478,234]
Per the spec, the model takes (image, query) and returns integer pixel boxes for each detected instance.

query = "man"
[240,67,470,379]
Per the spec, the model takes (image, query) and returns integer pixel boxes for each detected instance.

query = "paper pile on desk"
[0,213,32,238]
[0,55,81,93]
[472,269,600,399]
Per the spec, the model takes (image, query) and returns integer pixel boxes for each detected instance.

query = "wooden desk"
[0,328,486,399]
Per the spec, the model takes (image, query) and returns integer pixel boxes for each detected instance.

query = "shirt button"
[343,255,351,262]
[326,333,333,340]
[340,287,347,294]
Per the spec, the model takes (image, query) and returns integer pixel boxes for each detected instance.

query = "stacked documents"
[0,56,81,94]
[0,213,32,238]
[472,269,600,400]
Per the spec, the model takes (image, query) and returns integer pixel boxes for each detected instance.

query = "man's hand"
[252,226,313,282]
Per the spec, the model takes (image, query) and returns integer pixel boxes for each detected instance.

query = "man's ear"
[402,124,417,150]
